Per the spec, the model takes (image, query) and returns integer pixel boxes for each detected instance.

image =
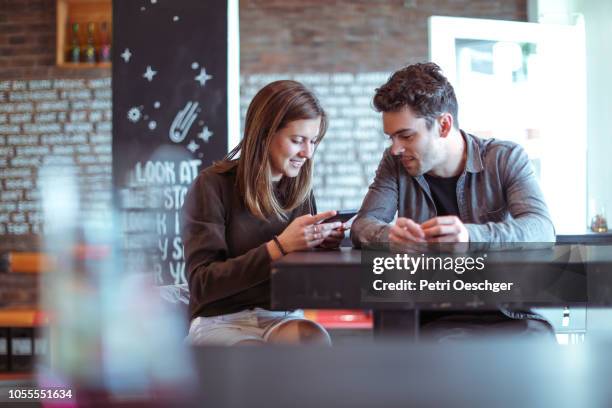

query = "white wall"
[577,0,612,338]
[532,0,612,338]
[577,0,612,230]
[532,0,612,231]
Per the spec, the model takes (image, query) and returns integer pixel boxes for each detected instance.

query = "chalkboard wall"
[112,0,229,284]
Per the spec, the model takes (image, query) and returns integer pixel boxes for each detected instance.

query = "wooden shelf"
[56,62,111,69]
[0,373,35,382]
[0,309,48,328]
[8,252,56,273]
[56,0,112,68]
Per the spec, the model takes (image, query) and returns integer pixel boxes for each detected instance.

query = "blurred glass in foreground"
[38,163,195,406]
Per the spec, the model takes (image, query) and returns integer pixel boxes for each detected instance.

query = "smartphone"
[320,209,358,224]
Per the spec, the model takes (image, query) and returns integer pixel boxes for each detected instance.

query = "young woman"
[183,80,343,346]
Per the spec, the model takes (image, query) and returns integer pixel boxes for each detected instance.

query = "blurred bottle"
[589,198,608,233]
[84,22,97,64]
[590,209,608,233]
[99,22,111,63]
[68,22,80,63]
[38,165,103,389]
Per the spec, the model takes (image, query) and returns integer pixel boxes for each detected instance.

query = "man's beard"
[401,158,421,176]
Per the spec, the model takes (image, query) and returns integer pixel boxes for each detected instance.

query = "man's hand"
[421,216,469,243]
[389,217,425,244]
[319,226,346,249]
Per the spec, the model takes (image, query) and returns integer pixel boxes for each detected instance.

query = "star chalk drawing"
[169,101,199,143]
[186,140,199,153]
[121,48,132,63]
[194,68,213,87]
[143,66,157,82]
[198,126,213,143]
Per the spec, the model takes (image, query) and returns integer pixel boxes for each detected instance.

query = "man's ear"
[438,113,453,138]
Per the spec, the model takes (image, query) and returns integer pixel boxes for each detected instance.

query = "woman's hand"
[276,210,342,253]
[318,224,347,249]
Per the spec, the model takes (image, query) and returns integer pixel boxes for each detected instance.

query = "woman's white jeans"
[187,308,330,346]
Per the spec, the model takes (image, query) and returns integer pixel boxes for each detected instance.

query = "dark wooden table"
[556,232,612,244]
[271,245,612,338]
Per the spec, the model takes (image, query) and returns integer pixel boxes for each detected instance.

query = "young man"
[351,62,556,340]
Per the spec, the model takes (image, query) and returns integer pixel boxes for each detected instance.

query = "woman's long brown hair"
[213,80,327,220]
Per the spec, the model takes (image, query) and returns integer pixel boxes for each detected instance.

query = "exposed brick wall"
[0,0,111,250]
[2,0,528,75]
[240,0,528,73]
[0,0,527,247]
[0,78,112,248]
[0,0,55,68]
[0,0,109,80]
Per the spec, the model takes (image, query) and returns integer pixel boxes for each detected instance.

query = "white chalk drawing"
[121,48,132,63]
[154,101,161,109]
[141,6,146,11]
[151,0,157,3]
[173,16,179,22]
[169,101,199,143]
[195,68,212,87]
[198,126,213,143]
[148,121,157,130]
[127,107,142,123]
[187,140,199,153]
[191,62,199,70]
[143,66,157,82]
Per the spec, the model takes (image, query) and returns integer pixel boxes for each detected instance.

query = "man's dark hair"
[373,62,459,130]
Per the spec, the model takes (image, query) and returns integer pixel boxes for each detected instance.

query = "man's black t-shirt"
[423,174,460,216]
[421,173,518,331]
